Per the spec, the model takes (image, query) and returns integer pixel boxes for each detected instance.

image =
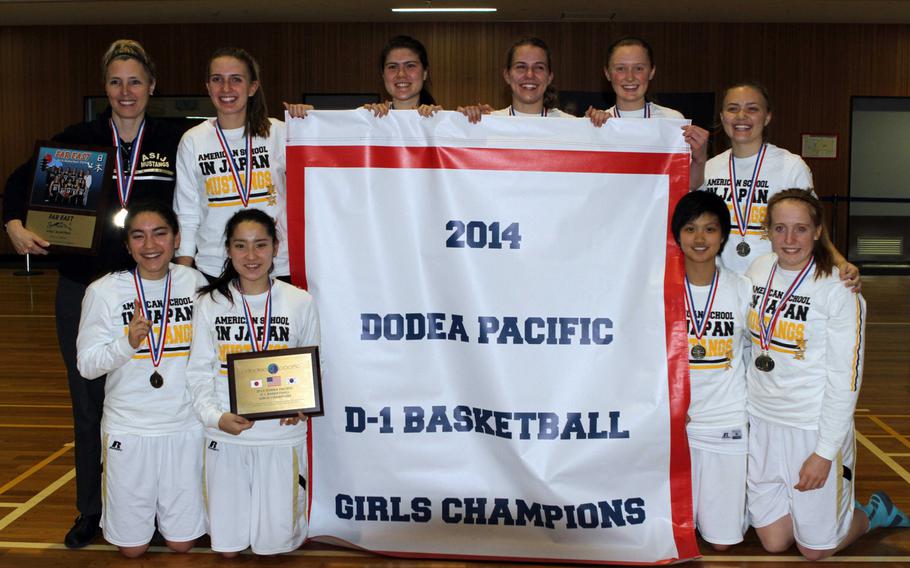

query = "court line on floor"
[0,504,22,508]
[0,542,906,563]
[857,431,910,485]
[867,417,910,451]
[0,443,72,497]
[0,315,55,318]
[0,468,75,532]
[0,541,371,556]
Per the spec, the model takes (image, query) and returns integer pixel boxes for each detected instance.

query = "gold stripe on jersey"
[850,295,864,392]
[132,350,191,360]
[836,449,844,518]
[292,447,302,526]
[690,362,731,371]
[748,335,800,356]
[202,446,209,516]
[101,433,109,503]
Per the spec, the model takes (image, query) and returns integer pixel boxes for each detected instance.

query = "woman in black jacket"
[2,39,182,549]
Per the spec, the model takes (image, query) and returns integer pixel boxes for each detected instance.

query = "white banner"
[286,110,696,564]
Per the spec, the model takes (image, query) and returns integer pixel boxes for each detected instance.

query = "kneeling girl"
[185,208,320,556]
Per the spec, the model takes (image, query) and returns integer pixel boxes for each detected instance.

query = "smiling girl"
[595,36,708,188]
[76,201,207,557]
[745,189,907,560]
[459,37,574,122]
[365,35,441,117]
[672,191,751,550]
[174,47,292,280]
[700,82,857,287]
[186,209,320,557]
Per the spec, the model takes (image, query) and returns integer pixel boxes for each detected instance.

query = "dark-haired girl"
[700,82,857,287]
[365,35,441,117]
[76,201,206,557]
[174,47,303,279]
[185,209,319,557]
[459,37,578,122]
[744,189,905,560]
[672,191,751,550]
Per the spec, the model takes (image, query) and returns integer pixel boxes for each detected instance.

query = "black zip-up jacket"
[3,112,183,284]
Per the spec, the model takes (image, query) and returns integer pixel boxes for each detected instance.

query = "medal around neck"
[736,241,751,257]
[227,346,324,420]
[113,207,128,228]
[728,144,767,255]
[684,271,719,363]
[132,269,172,389]
[755,257,815,374]
[23,140,115,255]
[755,353,775,372]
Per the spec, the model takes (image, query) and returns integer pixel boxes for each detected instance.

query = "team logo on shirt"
[140,151,173,174]
[196,145,276,206]
[687,308,737,370]
[109,440,122,451]
[208,441,218,451]
[120,296,195,360]
[748,284,810,358]
[705,177,771,237]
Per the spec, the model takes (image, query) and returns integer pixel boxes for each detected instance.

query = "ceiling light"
[392,7,497,13]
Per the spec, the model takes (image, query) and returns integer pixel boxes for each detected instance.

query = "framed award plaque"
[24,141,114,255]
[227,346,323,420]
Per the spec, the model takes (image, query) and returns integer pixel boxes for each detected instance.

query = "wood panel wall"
[3,22,910,255]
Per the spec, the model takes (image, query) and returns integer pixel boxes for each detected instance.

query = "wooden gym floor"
[0,268,908,567]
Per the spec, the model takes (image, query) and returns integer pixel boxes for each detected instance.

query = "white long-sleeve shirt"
[686,266,751,433]
[185,279,320,446]
[77,264,206,434]
[491,107,575,118]
[606,102,684,119]
[173,118,289,277]
[700,144,813,275]
[745,254,866,460]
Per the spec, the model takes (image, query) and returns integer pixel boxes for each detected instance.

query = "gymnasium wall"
[3,21,910,254]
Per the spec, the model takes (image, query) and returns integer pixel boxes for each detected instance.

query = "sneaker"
[866,491,910,530]
[64,514,100,548]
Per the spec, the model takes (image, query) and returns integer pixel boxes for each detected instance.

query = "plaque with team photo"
[227,346,323,420]
[24,141,114,255]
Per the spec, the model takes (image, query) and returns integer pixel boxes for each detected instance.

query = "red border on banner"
[288,144,697,564]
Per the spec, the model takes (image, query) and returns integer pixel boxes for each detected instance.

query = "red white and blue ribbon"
[684,269,720,342]
[728,143,767,241]
[214,119,253,207]
[757,256,815,352]
[239,280,273,351]
[613,102,650,118]
[109,118,146,210]
[132,268,172,369]
[509,106,547,117]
